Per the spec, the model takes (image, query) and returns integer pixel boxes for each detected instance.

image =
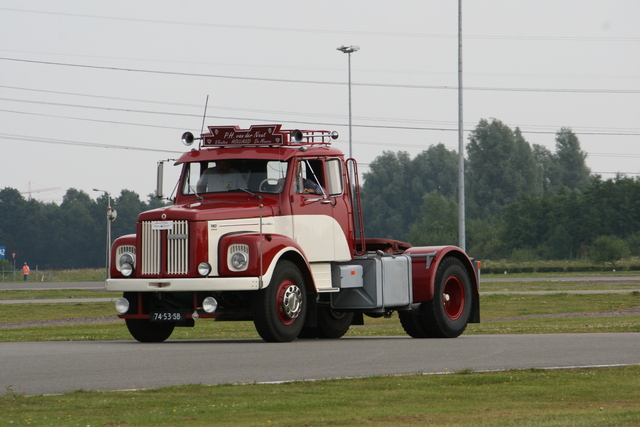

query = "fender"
[110,234,136,278]
[218,233,316,291]
[403,245,479,303]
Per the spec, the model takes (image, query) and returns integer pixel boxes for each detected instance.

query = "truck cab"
[106,124,479,342]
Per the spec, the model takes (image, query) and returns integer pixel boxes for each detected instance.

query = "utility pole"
[457,0,466,252]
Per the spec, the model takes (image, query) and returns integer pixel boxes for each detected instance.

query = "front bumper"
[106,276,261,292]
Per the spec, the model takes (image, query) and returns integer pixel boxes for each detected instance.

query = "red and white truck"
[106,124,480,342]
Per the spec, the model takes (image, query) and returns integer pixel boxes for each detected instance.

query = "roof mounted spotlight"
[181,131,202,147]
[330,131,339,140]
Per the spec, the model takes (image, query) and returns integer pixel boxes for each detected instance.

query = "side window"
[325,159,343,196]
[295,159,326,195]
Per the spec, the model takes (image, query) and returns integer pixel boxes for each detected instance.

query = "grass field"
[1,273,639,425]
[1,287,640,341]
[2,367,639,426]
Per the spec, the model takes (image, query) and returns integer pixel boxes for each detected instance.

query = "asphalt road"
[1,333,639,396]
[1,278,639,396]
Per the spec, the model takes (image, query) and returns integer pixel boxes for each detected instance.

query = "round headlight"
[118,252,135,276]
[198,262,212,277]
[115,297,130,314]
[230,251,248,270]
[120,262,134,277]
[202,296,218,314]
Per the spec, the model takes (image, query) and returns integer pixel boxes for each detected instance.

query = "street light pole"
[337,45,359,159]
[93,189,116,280]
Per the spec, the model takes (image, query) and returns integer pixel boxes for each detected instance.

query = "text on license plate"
[150,311,184,322]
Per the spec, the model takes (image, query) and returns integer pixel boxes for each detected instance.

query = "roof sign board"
[202,125,286,147]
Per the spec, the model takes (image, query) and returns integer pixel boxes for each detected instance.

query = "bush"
[590,235,631,265]
[536,266,566,273]
[0,258,13,271]
[507,248,540,263]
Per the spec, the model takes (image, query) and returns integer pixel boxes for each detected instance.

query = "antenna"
[200,95,209,137]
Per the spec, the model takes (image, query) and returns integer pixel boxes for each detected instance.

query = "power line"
[2,57,638,94]
[4,104,640,138]
[2,6,639,42]
[0,133,183,154]
[3,84,640,137]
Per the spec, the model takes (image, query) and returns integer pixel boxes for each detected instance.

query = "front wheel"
[125,318,176,343]
[123,292,175,343]
[253,261,307,342]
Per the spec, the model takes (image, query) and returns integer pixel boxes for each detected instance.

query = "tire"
[316,307,353,338]
[125,318,176,343]
[404,257,473,338]
[299,307,353,339]
[253,261,307,342]
[123,292,176,343]
[399,309,429,338]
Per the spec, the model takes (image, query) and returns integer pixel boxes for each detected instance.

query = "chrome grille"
[167,220,189,274]
[141,220,189,275]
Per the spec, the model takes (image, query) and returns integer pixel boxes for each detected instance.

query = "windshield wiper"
[189,185,204,201]
[240,188,262,199]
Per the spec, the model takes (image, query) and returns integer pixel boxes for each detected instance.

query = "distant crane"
[20,182,62,200]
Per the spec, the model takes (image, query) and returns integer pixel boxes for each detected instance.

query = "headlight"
[228,244,249,271]
[198,262,212,276]
[118,252,135,277]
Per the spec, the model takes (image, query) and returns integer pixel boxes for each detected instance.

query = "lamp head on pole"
[337,45,360,54]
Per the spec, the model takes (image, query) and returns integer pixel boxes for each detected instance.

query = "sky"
[1,0,639,204]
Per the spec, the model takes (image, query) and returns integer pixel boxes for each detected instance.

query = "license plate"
[149,311,185,322]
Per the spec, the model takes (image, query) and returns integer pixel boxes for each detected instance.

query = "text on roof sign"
[202,125,286,147]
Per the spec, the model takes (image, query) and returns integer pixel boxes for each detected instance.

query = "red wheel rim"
[443,275,465,320]
[275,279,302,325]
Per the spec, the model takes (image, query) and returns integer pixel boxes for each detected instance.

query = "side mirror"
[156,160,164,199]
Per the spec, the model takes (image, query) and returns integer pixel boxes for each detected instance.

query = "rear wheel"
[253,261,307,342]
[300,306,354,339]
[401,257,472,338]
[316,307,353,338]
[123,292,176,343]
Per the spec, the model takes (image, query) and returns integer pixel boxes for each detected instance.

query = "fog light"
[202,297,218,314]
[115,297,130,314]
[198,262,212,276]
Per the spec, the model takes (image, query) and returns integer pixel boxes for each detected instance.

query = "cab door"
[290,158,351,262]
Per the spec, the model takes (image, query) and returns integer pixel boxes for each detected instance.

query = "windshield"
[181,159,288,195]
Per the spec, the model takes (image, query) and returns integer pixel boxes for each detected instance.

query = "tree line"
[361,118,640,263]
[0,188,166,270]
[1,117,636,269]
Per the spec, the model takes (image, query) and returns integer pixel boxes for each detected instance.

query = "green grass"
[480,279,640,292]
[2,366,640,426]
[481,257,640,274]
[1,268,105,283]
[0,289,111,300]
[2,276,640,425]
[1,292,639,342]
